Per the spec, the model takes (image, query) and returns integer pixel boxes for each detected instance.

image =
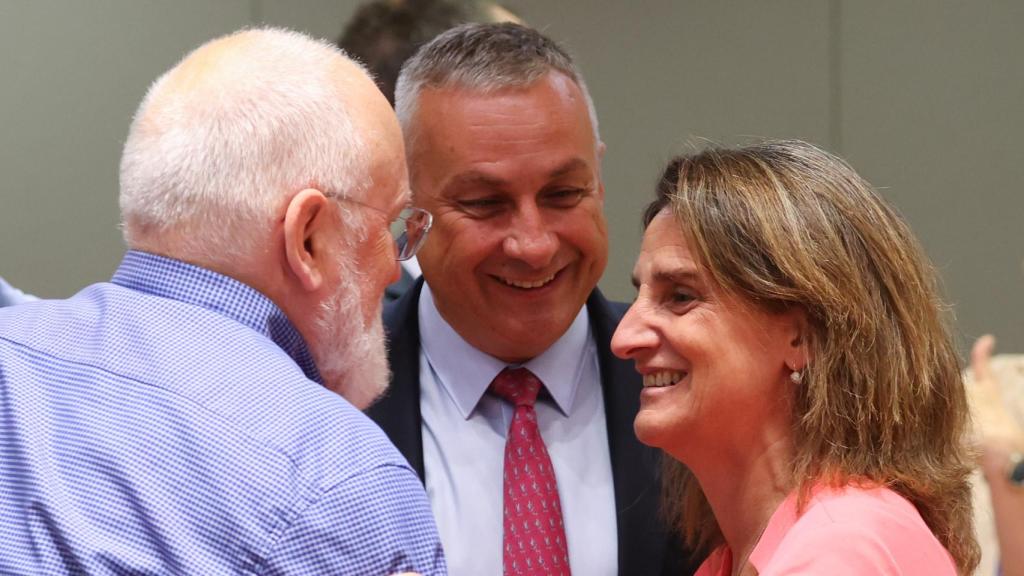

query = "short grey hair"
[119,27,372,263]
[394,22,599,142]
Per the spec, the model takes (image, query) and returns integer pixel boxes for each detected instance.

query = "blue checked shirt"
[0,251,446,575]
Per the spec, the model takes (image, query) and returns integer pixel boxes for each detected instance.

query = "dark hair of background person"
[337,0,519,105]
[645,140,979,574]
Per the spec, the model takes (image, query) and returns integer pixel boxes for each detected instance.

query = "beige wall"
[0,0,359,299]
[512,0,1024,354]
[1,1,1021,353]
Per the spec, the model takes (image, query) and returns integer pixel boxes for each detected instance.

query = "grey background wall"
[1,1,1021,354]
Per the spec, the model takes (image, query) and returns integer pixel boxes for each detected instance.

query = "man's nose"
[502,206,558,268]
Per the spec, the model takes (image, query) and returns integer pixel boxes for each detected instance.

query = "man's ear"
[283,188,333,293]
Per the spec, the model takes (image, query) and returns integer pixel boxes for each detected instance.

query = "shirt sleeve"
[0,277,37,307]
[260,463,446,576]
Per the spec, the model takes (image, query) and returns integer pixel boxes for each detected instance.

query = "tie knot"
[489,367,542,407]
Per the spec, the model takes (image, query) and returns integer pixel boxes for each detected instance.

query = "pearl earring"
[790,370,803,384]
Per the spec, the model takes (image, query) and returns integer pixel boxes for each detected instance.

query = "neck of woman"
[685,431,796,576]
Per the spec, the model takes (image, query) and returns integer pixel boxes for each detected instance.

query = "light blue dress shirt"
[418,285,618,576]
[0,251,446,575]
[0,276,37,307]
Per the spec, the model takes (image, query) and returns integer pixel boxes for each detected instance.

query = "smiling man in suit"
[337,0,523,303]
[366,22,693,576]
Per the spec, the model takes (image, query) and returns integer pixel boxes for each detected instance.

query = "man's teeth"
[501,274,556,289]
[643,371,685,388]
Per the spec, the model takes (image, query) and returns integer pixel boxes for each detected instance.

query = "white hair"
[311,248,389,408]
[119,27,372,262]
[394,22,600,149]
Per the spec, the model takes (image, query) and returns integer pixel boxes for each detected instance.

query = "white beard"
[310,261,390,410]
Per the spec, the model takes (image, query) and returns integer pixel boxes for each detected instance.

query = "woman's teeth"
[643,371,685,388]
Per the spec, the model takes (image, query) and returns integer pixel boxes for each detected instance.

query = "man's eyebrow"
[441,171,508,195]
[441,158,593,196]
[547,158,591,180]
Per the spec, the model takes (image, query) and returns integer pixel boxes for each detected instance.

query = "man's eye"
[456,197,505,217]
[543,188,585,208]
[460,198,499,207]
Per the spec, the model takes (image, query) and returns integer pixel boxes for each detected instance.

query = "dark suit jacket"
[368,279,696,575]
[384,267,416,302]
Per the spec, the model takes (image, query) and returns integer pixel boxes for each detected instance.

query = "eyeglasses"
[327,194,433,261]
[388,206,433,261]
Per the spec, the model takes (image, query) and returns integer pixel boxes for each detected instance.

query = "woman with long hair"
[612,140,978,575]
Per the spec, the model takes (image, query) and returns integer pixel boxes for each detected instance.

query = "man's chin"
[330,377,388,410]
[486,318,573,360]
[311,284,390,409]
[322,323,389,407]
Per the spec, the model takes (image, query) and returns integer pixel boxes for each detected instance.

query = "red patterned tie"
[490,367,571,576]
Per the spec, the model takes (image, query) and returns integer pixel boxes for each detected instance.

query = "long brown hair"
[648,140,978,574]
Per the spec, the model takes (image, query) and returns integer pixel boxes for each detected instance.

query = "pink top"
[694,485,956,575]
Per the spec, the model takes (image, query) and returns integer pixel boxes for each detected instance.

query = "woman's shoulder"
[755,485,956,575]
[805,484,928,528]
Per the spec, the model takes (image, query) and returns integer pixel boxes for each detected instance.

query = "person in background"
[338,0,520,105]
[968,334,1024,576]
[612,140,979,575]
[0,28,444,574]
[368,22,694,576]
[0,276,37,306]
[338,0,520,301]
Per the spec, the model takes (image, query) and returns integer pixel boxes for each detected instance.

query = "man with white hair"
[0,28,444,574]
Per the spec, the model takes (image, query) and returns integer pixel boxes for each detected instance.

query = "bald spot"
[142,29,390,138]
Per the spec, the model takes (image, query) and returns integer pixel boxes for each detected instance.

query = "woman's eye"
[670,290,696,305]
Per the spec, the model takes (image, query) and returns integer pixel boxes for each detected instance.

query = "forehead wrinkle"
[547,157,592,179]
[441,170,509,195]
[444,156,593,192]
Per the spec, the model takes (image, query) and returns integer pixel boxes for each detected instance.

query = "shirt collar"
[110,250,322,383]
[418,283,592,419]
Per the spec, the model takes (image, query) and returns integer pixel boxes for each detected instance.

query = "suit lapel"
[384,267,416,302]
[370,284,692,573]
[588,290,670,574]
[367,278,427,480]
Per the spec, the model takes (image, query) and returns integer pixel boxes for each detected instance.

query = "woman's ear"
[784,308,811,373]
[283,188,332,293]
